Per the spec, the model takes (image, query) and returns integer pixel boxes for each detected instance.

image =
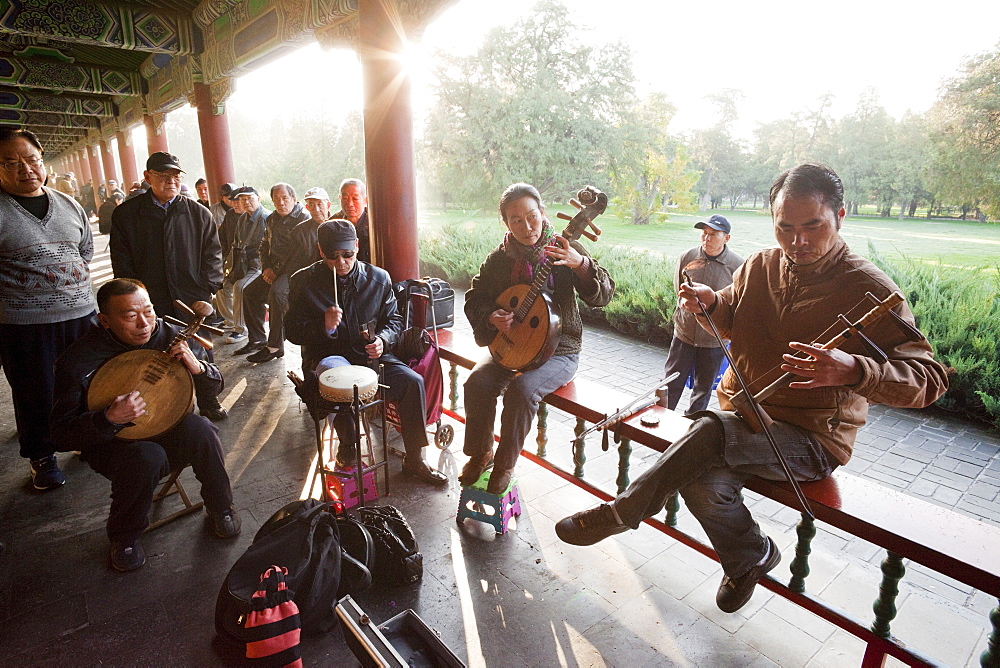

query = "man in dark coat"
[110,152,226,420]
[51,279,241,572]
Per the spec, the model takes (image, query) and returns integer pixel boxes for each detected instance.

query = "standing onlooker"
[0,128,96,489]
[243,183,311,363]
[109,151,226,420]
[227,186,270,356]
[661,214,743,414]
[333,179,371,264]
[98,191,124,235]
[284,187,333,280]
[195,178,210,208]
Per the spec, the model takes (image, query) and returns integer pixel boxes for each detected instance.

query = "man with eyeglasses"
[110,151,227,421]
[0,127,96,490]
[286,220,449,486]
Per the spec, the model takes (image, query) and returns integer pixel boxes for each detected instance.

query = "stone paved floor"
[0,234,997,666]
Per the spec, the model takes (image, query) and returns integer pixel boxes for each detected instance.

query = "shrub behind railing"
[418,224,1000,429]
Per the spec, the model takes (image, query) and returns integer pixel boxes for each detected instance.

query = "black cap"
[219,182,237,198]
[318,219,358,254]
[146,151,183,172]
[694,214,731,234]
[232,185,259,196]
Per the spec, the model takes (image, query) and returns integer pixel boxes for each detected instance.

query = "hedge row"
[419,224,1000,429]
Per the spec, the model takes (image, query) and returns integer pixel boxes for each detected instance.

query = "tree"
[689,89,745,210]
[609,93,698,224]
[926,45,1000,218]
[422,0,636,208]
[830,90,894,215]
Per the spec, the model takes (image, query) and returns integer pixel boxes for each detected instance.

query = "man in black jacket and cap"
[110,152,227,421]
[286,220,448,486]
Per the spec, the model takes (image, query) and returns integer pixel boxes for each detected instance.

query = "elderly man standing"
[334,178,372,264]
[661,214,743,415]
[556,164,948,614]
[110,151,226,421]
[284,186,333,280]
[0,128,96,489]
[227,186,270,356]
[243,183,311,363]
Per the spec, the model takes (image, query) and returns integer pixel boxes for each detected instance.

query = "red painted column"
[193,82,235,205]
[144,113,169,155]
[99,138,119,186]
[76,148,92,193]
[116,129,138,188]
[358,0,418,282]
[87,144,105,210]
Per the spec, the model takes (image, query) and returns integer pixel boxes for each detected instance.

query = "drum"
[319,365,378,404]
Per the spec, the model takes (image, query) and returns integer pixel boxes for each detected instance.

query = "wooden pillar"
[76,148,92,192]
[359,0,418,282]
[116,129,138,188]
[87,144,105,210]
[194,81,235,205]
[144,113,169,156]
[99,138,119,186]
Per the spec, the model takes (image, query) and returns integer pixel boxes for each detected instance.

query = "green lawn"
[420,207,1000,272]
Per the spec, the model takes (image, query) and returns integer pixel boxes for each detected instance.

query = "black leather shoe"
[555,503,628,546]
[209,508,242,539]
[247,347,284,363]
[199,399,228,421]
[110,539,145,572]
[402,460,449,486]
[234,341,264,355]
[716,536,781,613]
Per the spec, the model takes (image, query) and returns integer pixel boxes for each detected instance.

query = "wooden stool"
[457,471,521,534]
[145,468,204,532]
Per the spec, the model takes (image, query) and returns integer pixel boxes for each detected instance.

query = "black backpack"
[356,505,423,586]
[215,499,374,644]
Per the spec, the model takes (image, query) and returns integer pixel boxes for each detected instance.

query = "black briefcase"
[335,595,465,667]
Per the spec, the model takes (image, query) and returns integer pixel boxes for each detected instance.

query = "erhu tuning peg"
[580,230,599,242]
[556,211,574,221]
[865,292,924,342]
[569,198,584,210]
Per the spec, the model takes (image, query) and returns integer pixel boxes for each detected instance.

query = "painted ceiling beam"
[0,0,197,55]
[0,90,114,117]
[0,56,142,96]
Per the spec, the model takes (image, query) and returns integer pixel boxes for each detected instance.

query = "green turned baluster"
[981,599,1000,667]
[572,418,587,477]
[536,401,548,458]
[871,551,905,638]
[615,436,631,494]
[449,362,459,411]
[788,512,816,593]
[664,493,680,526]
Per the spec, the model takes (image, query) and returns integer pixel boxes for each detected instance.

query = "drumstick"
[332,270,338,309]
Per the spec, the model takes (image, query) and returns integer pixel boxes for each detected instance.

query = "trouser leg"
[0,314,94,460]
[686,346,726,414]
[232,270,261,343]
[662,336,696,411]
[157,413,233,514]
[87,441,168,542]
[493,354,578,471]
[242,274,269,345]
[214,283,237,333]
[381,362,430,458]
[462,357,515,459]
[266,275,290,351]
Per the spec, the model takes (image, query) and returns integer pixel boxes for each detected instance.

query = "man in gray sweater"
[0,128,96,490]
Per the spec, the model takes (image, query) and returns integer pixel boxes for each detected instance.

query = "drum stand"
[309,378,389,510]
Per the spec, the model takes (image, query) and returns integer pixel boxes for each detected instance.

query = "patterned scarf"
[502,220,555,285]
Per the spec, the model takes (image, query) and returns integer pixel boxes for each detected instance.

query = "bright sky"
[221,0,1000,141]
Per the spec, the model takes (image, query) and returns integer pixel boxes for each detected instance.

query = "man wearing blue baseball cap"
[661,214,743,415]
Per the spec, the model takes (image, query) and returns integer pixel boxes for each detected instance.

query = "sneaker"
[555,503,628,546]
[223,332,247,344]
[109,539,146,572]
[199,398,228,421]
[459,450,494,487]
[29,455,65,491]
[716,536,781,613]
[209,508,242,539]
